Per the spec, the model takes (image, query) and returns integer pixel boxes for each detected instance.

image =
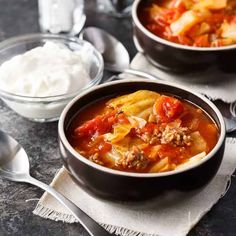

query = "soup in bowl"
[132,0,236,72]
[139,0,236,47]
[58,79,226,200]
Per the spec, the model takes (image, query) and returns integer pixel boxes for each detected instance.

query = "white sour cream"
[0,41,97,121]
[0,41,91,97]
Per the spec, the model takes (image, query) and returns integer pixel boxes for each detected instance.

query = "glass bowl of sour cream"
[0,33,104,122]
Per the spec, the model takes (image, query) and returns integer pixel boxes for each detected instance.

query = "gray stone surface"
[0,0,236,236]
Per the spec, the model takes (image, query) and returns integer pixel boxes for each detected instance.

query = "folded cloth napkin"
[130,53,236,103]
[33,138,236,236]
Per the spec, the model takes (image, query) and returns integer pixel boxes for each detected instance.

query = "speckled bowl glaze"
[58,79,226,201]
[132,0,236,73]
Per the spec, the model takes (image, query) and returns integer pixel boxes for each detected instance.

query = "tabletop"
[0,0,236,236]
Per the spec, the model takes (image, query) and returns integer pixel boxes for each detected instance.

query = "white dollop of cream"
[0,41,91,97]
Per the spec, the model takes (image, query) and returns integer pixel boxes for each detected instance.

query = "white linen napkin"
[33,138,236,236]
[130,53,236,103]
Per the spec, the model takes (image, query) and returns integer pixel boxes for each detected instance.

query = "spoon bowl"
[80,27,159,80]
[80,27,130,72]
[0,130,29,180]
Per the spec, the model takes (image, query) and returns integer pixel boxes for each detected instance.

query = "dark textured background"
[0,0,236,235]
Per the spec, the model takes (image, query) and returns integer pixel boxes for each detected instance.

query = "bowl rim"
[58,79,226,178]
[0,33,104,102]
[132,0,236,51]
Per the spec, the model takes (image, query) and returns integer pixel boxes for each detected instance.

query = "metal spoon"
[0,130,113,236]
[80,27,158,80]
[224,117,236,133]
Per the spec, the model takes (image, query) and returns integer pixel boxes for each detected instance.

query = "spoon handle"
[123,68,161,81]
[25,176,113,236]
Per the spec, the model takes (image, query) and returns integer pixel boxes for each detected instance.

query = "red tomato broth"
[138,0,236,47]
[67,91,219,173]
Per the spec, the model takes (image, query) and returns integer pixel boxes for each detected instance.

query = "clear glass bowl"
[0,33,104,122]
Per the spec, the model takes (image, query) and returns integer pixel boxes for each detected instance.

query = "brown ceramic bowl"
[58,79,226,201]
[132,0,236,73]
